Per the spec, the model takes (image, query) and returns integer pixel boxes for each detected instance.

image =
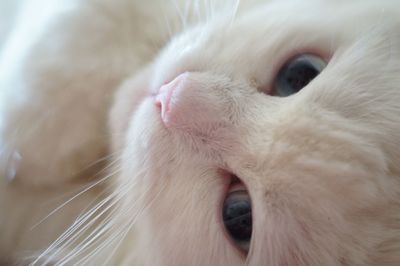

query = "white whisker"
[172,0,187,31]
[229,0,240,27]
[42,175,141,264]
[29,165,119,230]
[100,182,167,266]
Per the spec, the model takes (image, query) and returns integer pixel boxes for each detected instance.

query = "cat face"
[111,0,400,265]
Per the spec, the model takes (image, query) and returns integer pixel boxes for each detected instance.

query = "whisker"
[162,10,174,40]
[182,0,193,29]
[229,0,240,27]
[30,168,127,265]
[74,182,166,266]
[44,173,143,264]
[31,194,115,265]
[100,183,167,266]
[75,152,118,175]
[193,0,202,25]
[29,165,119,230]
[172,0,187,31]
[57,190,145,264]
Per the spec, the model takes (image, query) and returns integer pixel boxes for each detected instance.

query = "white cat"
[1,0,400,265]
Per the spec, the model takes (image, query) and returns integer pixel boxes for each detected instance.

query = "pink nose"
[155,73,188,125]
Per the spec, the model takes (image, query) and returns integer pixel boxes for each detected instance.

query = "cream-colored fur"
[1,0,400,265]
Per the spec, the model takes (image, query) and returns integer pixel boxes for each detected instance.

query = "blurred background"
[0,0,23,50]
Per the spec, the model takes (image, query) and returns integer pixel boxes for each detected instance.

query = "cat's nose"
[154,71,235,131]
[155,72,189,125]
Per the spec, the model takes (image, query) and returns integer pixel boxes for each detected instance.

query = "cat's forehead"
[154,0,399,88]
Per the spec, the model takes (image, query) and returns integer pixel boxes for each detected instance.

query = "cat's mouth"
[221,172,252,255]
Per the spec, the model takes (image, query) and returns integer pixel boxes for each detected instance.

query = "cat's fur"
[1,0,400,265]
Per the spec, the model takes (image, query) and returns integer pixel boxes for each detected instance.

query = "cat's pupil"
[286,62,319,92]
[223,191,252,244]
[275,54,326,97]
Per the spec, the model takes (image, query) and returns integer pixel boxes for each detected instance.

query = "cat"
[1,0,400,265]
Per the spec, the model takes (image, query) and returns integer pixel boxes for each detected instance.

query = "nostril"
[154,72,189,124]
[155,82,176,121]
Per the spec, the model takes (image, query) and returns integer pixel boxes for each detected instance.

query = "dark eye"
[275,54,326,96]
[223,179,252,253]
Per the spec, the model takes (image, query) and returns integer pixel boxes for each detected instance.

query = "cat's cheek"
[109,66,155,153]
[118,96,175,178]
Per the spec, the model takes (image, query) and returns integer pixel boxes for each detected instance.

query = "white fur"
[2,0,400,265]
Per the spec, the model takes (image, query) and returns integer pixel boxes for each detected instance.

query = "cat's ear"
[109,65,154,153]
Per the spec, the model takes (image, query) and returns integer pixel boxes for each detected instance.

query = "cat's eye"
[275,54,326,97]
[223,179,252,253]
